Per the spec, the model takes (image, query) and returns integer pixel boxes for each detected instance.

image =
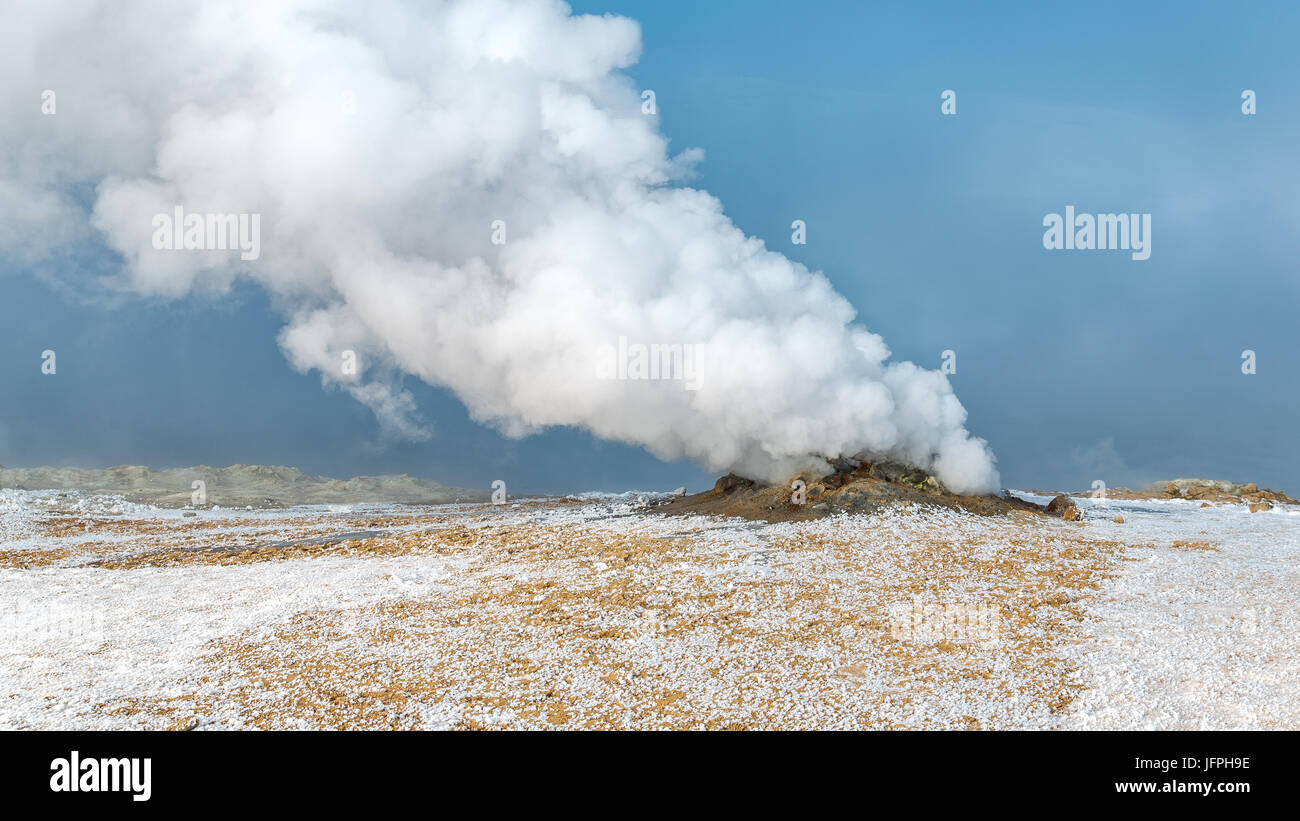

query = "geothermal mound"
[659,457,1042,522]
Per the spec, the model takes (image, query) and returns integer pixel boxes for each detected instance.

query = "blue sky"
[3,0,1299,494]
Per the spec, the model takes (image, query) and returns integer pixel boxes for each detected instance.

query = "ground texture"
[1,489,1295,730]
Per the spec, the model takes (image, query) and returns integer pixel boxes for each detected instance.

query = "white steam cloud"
[0,0,1000,493]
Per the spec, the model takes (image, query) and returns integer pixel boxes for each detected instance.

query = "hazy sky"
[3,0,1298,495]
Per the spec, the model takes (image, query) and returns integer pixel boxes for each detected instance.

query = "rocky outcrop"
[1045,494,1074,514]
[1051,477,1297,509]
[1134,478,1298,506]
[1045,494,1083,520]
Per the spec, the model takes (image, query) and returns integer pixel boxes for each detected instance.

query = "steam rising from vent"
[0,0,1000,493]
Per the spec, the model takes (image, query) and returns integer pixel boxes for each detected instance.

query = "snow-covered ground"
[1015,492,1300,729]
[1,487,1295,729]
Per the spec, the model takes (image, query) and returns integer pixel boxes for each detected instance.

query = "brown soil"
[97,507,1125,730]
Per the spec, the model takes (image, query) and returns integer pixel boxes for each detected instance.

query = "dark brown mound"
[658,458,1045,523]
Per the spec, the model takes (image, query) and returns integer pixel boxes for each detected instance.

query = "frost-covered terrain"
[1,488,1295,730]
[1014,493,1300,730]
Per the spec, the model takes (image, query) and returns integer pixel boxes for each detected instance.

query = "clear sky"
[3,0,1298,494]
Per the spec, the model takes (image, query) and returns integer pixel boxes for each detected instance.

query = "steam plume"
[0,0,1000,493]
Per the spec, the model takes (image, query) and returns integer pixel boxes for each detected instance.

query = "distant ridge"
[0,464,489,508]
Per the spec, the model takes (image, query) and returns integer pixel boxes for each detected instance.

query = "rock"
[1045,494,1076,515]
[714,473,754,493]
[671,487,686,497]
[1146,478,1258,497]
[182,511,198,518]
[830,455,864,473]
[1111,516,1124,523]
[1034,493,1082,520]
[1124,478,1297,506]
[1249,502,1272,513]
[867,460,928,486]
[820,472,849,490]
[1200,502,1211,508]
